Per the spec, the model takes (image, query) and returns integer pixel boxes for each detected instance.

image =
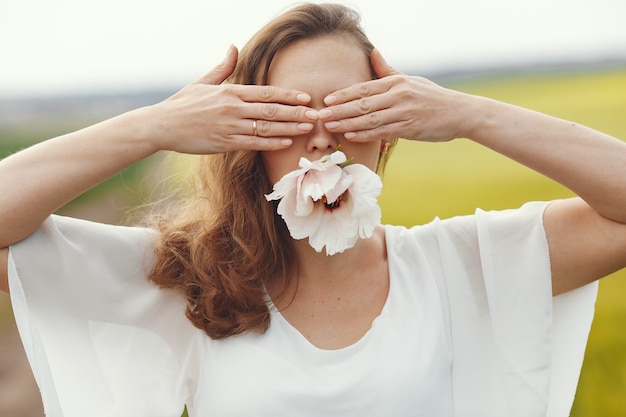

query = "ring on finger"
[252,120,258,136]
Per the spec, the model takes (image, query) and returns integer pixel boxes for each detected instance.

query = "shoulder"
[15,214,156,257]
[4,216,157,294]
[42,214,156,243]
[9,215,159,291]
[384,201,550,262]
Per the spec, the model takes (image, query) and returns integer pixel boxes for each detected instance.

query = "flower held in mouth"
[265,150,382,256]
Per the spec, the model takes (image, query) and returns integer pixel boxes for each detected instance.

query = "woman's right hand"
[0,46,317,250]
[145,45,317,155]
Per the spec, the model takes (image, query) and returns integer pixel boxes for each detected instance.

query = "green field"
[2,66,625,415]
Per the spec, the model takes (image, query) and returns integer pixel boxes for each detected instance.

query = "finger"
[238,102,318,124]
[241,118,314,138]
[338,120,407,143]
[231,135,294,151]
[323,77,391,108]
[324,107,398,135]
[236,84,312,106]
[370,48,403,78]
[197,45,239,85]
[319,88,395,122]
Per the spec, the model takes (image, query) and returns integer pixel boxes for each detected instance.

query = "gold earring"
[381,142,390,155]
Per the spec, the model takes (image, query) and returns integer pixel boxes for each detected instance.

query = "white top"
[8,201,598,417]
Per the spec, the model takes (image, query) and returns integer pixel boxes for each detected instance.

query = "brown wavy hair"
[148,3,397,339]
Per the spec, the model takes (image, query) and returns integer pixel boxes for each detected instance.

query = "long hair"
[148,3,395,339]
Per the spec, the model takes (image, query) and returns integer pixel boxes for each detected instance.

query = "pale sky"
[1,0,625,98]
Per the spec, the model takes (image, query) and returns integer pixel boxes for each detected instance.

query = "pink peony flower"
[265,150,382,255]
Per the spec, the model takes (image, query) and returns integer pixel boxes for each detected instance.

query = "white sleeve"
[431,201,597,417]
[8,215,201,417]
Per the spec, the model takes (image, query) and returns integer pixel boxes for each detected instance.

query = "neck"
[267,227,387,310]
[268,225,388,314]
[291,225,387,287]
[292,239,361,284]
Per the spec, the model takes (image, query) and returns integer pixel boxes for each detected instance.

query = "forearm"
[322,55,626,223]
[465,97,626,223]
[0,106,158,248]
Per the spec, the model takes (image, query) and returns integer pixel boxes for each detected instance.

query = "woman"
[1,3,625,416]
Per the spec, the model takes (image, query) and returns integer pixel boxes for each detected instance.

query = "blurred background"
[1,0,625,415]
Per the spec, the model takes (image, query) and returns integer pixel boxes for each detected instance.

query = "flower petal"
[267,149,382,255]
[344,165,383,238]
[287,201,326,242]
[299,164,344,201]
[323,171,353,203]
[313,208,359,255]
[265,168,304,201]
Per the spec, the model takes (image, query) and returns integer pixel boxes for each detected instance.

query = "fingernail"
[318,108,333,119]
[344,132,357,140]
[280,139,293,146]
[325,121,340,129]
[298,122,314,131]
[305,110,318,119]
[324,95,337,105]
[296,93,311,103]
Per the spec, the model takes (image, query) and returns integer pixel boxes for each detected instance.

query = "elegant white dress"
[8,201,597,417]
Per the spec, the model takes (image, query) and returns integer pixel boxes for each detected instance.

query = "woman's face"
[261,35,381,186]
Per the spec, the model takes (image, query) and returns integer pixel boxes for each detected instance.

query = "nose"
[306,120,338,153]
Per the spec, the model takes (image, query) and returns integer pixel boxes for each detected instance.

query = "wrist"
[115,105,165,156]
[457,94,498,142]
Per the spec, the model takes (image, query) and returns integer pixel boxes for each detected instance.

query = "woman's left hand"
[319,49,479,143]
[321,50,626,299]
